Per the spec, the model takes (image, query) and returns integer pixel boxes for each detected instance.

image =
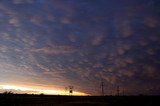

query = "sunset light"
[0,85,89,96]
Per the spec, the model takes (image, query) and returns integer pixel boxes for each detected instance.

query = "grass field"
[0,94,159,106]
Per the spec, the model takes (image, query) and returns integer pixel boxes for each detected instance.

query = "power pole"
[122,89,124,96]
[110,90,112,96]
[101,78,104,96]
[117,86,120,96]
[65,87,68,95]
[69,86,73,96]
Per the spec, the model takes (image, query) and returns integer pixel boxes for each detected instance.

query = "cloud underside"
[31,46,77,55]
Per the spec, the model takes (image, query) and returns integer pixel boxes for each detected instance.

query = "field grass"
[0,94,159,106]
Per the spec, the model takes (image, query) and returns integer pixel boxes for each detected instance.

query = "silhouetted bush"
[3,91,14,95]
[40,93,44,96]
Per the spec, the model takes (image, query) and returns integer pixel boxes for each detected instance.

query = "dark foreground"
[0,94,159,106]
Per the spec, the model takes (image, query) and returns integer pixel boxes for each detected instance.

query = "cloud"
[94,71,118,85]
[139,37,149,46]
[43,71,66,79]
[13,0,34,4]
[0,62,37,76]
[19,35,37,46]
[0,3,16,15]
[92,63,103,68]
[117,19,133,38]
[25,51,51,72]
[20,52,71,86]
[117,46,126,55]
[0,45,8,53]
[116,41,132,55]
[8,17,21,27]
[47,15,56,22]
[60,17,71,24]
[115,58,127,68]
[95,53,107,60]
[124,57,134,64]
[149,35,159,42]
[102,75,117,84]
[146,48,155,55]
[91,34,106,46]
[36,63,50,72]
[119,69,134,78]
[0,32,11,40]
[64,66,97,93]
[143,65,158,78]
[68,35,78,43]
[48,0,75,16]
[0,62,39,86]
[143,17,159,28]
[104,67,114,73]
[0,0,159,95]
[31,45,77,55]
[0,61,67,89]
[30,15,45,26]
[0,3,22,27]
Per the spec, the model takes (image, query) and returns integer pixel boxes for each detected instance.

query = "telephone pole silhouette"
[65,87,68,95]
[101,78,104,96]
[117,86,120,96]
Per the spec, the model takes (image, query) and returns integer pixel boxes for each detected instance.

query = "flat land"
[0,94,159,106]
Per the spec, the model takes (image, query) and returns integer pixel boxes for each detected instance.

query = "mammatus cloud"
[143,65,158,78]
[0,45,8,53]
[118,20,133,38]
[139,37,149,47]
[68,35,78,43]
[143,17,160,28]
[30,15,43,26]
[91,34,106,46]
[0,0,159,95]
[8,17,21,27]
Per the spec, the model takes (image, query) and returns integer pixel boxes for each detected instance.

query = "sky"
[0,0,160,96]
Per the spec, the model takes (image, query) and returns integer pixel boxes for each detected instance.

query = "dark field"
[0,94,159,106]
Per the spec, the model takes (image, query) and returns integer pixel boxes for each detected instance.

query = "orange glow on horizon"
[0,85,89,96]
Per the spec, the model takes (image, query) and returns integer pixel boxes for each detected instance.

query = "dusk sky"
[0,0,160,95]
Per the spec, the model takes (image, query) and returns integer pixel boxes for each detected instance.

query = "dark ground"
[0,94,159,106]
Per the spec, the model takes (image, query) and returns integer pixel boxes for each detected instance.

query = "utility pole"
[122,89,124,96]
[117,86,120,96]
[101,78,104,96]
[65,87,68,95]
[69,86,73,96]
[110,90,112,96]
